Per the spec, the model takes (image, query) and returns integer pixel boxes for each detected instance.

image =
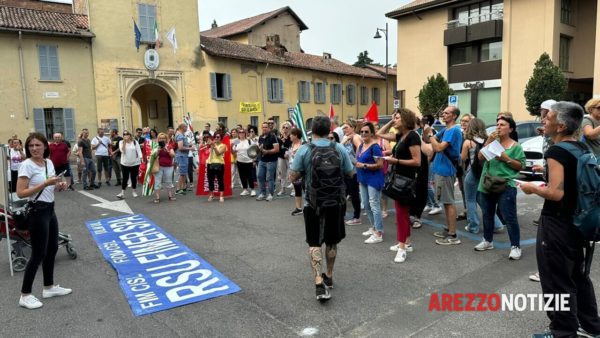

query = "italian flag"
[154,21,161,48]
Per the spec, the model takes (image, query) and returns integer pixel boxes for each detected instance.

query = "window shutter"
[210,73,217,99]
[306,82,311,102]
[148,5,156,41]
[278,79,283,102]
[33,108,46,136]
[38,45,49,80]
[330,85,335,104]
[297,81,302,102]
[266,78,272,101]
[63,108,75,141]
[138,4,147,41]
[225,74,232,100]
[48,46,59,80]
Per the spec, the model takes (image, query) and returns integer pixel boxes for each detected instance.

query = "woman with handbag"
[206,132,227,202]
[232,128,256,197]
[356,122,385,244]
[378,109,421,263]
[474,116,525,260]
[16,133,71,309]
[153,132,176,203]
[117,130,143,199]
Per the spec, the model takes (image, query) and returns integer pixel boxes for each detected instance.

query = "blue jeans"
[464,170,504,232]
[359,183,383,233]
[257,160,277,196]
[478,187,520,247]
[426,169,439,208]
[82,157,96,188]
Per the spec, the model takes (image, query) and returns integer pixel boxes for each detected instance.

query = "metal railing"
[446,10,503,29]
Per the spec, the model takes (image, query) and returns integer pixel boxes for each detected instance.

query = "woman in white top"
[117,130,143,199]
[9,138,25,193]
[16,133,71,309]
[289,128,304,215]
[232,128,256,196]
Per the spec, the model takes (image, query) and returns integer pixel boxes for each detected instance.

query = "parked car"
[486,120,542,144]
[520,135,544,178]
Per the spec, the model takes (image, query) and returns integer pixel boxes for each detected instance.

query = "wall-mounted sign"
[448,95,458,107]
[144,49,160,71]
[44,92,59,98]
[239,102,262,113]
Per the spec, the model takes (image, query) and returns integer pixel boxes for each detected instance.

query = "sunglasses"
[360,130,370,134]
[282,126,289,129]
[123,133,131,136]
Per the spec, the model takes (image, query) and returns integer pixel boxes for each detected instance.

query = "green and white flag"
[291,101,308,142]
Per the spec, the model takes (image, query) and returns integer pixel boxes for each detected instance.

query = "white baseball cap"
[540,99,557,110]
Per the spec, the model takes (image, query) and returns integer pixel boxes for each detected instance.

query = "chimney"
[72,0,88,15]
[211,20,218,29]
[265,35,285,57]
[323,52,332,64]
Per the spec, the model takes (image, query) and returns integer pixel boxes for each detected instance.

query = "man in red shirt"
[49,132,75,191]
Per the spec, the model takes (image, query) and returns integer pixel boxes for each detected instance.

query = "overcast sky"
[198,0,412,65]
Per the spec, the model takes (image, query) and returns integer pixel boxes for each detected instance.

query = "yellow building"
[387,0,599,124]
[199,7,396,127]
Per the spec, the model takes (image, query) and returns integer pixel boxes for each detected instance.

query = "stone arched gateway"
[118,69,186,131]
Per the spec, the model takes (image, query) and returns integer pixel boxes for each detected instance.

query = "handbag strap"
[31,160,47,203]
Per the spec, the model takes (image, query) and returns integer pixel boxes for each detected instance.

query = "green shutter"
[63,108,75,141]
[48,46,60,80]
[266,78,272,101]
[225,74,232,100]
[33,108,46,136]
[277,79,283,102]
[38,45,49,80]
[210,73,217,99]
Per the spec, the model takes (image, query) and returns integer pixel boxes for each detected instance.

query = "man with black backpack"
[289,116,354,303]
[522,102,600,338]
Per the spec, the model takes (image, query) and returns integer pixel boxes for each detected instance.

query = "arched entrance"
[130,84,173,132]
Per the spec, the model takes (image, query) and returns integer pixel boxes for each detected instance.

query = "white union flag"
[166,26,178,54]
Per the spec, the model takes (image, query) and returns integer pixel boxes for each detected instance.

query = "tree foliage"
[418,73,453,117]
[353,50,374,68]
[524,53,568,116]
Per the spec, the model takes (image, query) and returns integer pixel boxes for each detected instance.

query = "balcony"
[444,11,503,46]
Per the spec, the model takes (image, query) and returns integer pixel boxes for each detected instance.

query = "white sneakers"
[266,194,273,202]
[362,228,375,236]
[250,190,256,197]
[428,206,443,215]
[394,249,407,263]
[389,243,413,252]
[132,190,138,198]
[240,190,250,196]
[20,285,72,309]
[43,285,72,298]
[474,241,494,251]
[116,192,124,199]
[509,246,522,260]
[364,234,383,244]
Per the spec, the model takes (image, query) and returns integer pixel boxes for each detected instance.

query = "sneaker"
[256,194,265,201]
[219,197,224,203]
[105,181,111,186]
[127,182,132,188]
[577,327,600,338]
[423,205,432,213]
[92,184,100,189]
[250,190,256,197]
[433,230,448,238]
[412,219,422,229]
[435,235,461,245]
[19,295,43,309]
[464,225,479,234]
[456,212,467,221]
[364,234,383,244]
[266,194,273,202]
[529,272,540,282]
[315,283,331,303]
[42,285,72,298]
[382,211,389,219]
[509,246,522,260]
[287,183,294,189]
[291,208,303,216]
[116,192,124,199]
[362,228,375,236]
[276,190,284,196]
[345,218,362,226]
[428,206,443,215]
[394,249,407,263]
[390,243,413,252]
[321,273,333,289]
[290,191,295,197]
[175,189,185,195]
[132,190,138,198]
[474,241,494,251]
[493,226,505,234]
[240,190,250,196]
[208,195,214,202]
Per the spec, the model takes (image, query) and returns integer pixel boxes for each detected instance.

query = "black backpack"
[307,142,346,214]
[470,140,485,179]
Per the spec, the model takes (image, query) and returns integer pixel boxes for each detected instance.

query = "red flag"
[364,102,379,123]
[329,104,335,131]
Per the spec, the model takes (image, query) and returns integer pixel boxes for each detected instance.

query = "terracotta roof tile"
[0,5,93,37]
[366,64,397,76]
[201,36,384,79]
[387,0,454,18]
[201,6,308,39]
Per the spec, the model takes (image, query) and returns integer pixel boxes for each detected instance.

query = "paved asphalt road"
[0,180,598,337]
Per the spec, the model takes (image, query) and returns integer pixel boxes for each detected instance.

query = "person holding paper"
[474,116,525,260]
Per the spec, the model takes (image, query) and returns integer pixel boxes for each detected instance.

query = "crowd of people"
[7,98,600,338]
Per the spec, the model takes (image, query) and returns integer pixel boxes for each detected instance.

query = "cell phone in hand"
[56,170,67,178]
[373,155,383,160]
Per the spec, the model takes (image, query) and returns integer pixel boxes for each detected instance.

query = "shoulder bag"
[13,161,47,231]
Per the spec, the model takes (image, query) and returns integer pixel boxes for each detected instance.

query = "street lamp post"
[374,22,389,116]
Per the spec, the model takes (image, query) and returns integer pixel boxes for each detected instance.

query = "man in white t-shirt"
[91,128,111,187]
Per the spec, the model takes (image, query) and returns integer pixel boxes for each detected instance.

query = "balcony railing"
[446,10,503,29]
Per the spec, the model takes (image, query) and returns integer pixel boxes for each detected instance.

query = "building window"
[38,45,60,81]
[330,84,342,104]
[298,81,310,103]
[360,86,369,105]
[138,3,157,42]
[218,117,228,127]
[372,88,380,105]
[449,45,472,66]
[250,116,258,127]
[267,78,284,102]
[480,41,502,61]
[314,82,326,104]
[210,73,232,100]
[451,0,503,26]
[346,85,356,105]
[33,108,75,141]
[561,0,574,25]
[559,35,572,71]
